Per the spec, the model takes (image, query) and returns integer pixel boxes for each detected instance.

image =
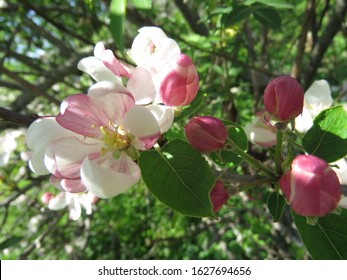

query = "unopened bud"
[184,116,227,153]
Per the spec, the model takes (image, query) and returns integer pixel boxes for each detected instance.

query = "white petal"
[304,80,333,117]
[77,56,121,83]
[68,197,82,221]
[295,107,314,133]
[27,118,76,175]
[127,67,156,104]
[29,150,50,175]
[48,192,67,210]
[94,42,106,59]
[147,104,174,133]
[44,136,101,179]
[125,105,160,137]
[80,153,140,199]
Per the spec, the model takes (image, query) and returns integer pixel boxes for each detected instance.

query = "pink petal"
[101,49,130,78]
[57,94,108,137]
[80,153,141,199]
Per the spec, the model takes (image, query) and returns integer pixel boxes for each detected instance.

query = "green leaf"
[222,5,252,27]
[139,139,215,218]
[244,0,293,9]
[175,92,206,122]
[252,4,281,30]
[302,106,347,162]
[292,209,347,259]
[131,0,152,10]
[0,236,22,251]
[109,0,127,53]
[211,122,248,167]
[267,192,286,222]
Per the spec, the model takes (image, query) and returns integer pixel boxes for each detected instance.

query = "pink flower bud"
[158,54,199,106]
[264,75,304,121]
[210,180,229,212]
[279,155,341,217]
[184,116,227,153]
[41,192,53,205]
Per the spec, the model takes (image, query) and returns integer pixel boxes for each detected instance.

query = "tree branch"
[0,107,37,128]
[291,0,315,79]
[303,0,347,89]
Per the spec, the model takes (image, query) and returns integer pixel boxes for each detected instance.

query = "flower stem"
[226,139,275,177]
[274,124,286,175]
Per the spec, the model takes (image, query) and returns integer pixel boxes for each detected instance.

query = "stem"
[275,127,285,175]
[226,139,275,177]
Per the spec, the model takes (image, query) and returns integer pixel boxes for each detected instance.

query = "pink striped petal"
[57,94,109,137]
[101,49,131,78]
[80,153,140,199]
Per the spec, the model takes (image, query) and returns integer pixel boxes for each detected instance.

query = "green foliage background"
[0,0,346,259]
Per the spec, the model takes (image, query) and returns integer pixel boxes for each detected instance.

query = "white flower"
[0,129,25,167]
[295,80,332,133]
[48,191,97,221]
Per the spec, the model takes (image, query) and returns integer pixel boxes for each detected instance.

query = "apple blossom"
[184,116,227,153]
[279,155,341,217]
[46,191,98,221]
[244,111,276,147]
[264,75,304,122]
[210,180,229,212]
[130,26,180,72]
[295,80,333,133]
[27,81,164,199]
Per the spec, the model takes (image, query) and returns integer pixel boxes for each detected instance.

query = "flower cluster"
[27,27,199,205]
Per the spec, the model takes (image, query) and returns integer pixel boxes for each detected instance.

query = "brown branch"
[0,107,37,128]
[303,0,347,89]
[291,0,315,79]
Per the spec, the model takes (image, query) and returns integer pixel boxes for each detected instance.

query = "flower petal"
[27,118,77,175]
[77,56,121,83]
[48,192,67,211]
[101,49,130,78]
[125,105,161,149]
[80,153,140,199]
[305,80,333,114]
[94,41,106,59]
[147,104,174,133]
[127,67,156,104]
[44,136,101,179]
[87,81,135,127]
[57,94,108,137]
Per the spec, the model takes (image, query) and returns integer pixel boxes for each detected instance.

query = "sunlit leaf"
[139,139,215,218]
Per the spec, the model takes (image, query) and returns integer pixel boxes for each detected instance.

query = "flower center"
[99,123,130,155]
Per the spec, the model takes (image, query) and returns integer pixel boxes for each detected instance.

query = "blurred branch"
[173,0,209,36]
[291,0,315,79]
[19,211,65,259]
[0,107,37,128]
[21,0,94,46]
[303,0,347,89]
